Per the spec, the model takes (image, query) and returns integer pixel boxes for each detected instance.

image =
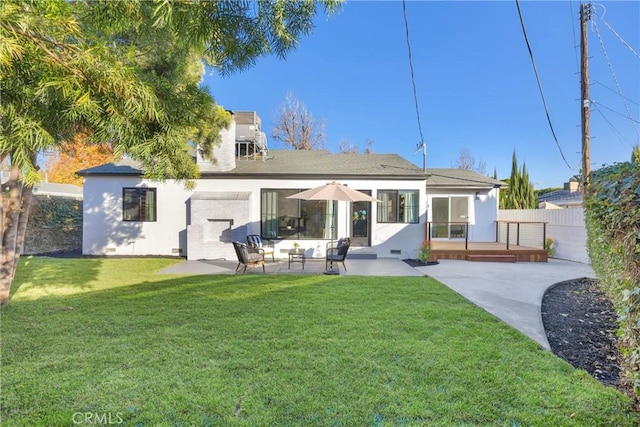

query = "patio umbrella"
[287,182,380,274]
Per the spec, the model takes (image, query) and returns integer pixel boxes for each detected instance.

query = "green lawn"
[1,257,636,426]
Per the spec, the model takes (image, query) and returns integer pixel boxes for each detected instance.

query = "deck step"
[348,248,378,260]
[466,254,517,263]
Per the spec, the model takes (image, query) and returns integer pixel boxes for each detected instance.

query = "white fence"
[498,208,589,264]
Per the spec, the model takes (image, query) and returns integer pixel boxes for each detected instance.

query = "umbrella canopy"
[286,181,380,202]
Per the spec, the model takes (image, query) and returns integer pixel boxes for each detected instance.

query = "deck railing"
[495,220,547,250]
[426,222,469,249]
[426,220,547,251]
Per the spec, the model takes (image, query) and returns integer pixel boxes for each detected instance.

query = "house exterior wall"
[82,176,427,260]
[82,177,190,256]
[426,187,499,242]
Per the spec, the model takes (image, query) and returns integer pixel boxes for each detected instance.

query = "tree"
[0,0,340,305]
[451,147,487,175]
[45,132,116,186]
[501,150,537,209]
[272,92,326,150]
[339,137,373,154]
[339,139,359,154]
[632,145,640,164]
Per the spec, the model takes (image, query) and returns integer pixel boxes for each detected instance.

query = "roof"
[538,189,583,205]
[77,158,144,176]
[77,150,505,188]
[78,150,427,180]
[424,168,505,189]
[33,182,83,198]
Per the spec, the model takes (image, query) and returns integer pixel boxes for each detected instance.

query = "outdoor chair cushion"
[326,237,351,271]
[233,241,265,273]
[247,235,275,261]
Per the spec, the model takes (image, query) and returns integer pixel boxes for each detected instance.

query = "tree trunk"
[0,166,33,305]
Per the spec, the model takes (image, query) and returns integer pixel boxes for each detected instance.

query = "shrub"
[544,237,555,257]
[585,161,640,396]
[417,240,431,263]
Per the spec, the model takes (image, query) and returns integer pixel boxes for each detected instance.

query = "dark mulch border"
[402,259,439,268]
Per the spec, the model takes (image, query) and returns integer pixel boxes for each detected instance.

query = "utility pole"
[580,3,592,196]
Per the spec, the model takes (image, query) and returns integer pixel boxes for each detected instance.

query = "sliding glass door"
[431,196,469,239]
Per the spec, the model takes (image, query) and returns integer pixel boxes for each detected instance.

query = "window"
[123,188,157,222]
[261,189,337,239]
[377,190,419,223]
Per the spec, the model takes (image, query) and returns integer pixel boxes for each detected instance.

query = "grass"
[1,256,637,426]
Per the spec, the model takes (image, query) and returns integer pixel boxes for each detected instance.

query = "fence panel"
[498,208,588,263]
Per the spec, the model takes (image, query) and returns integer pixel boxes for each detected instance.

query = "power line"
[514,0,572,169]
[593,80,639,106]
[401,0,425,150]
[591,15,640,141]
[591,102,632,148]
[591,100,640,124]
[593,2,640,60]
[568,0,581,78]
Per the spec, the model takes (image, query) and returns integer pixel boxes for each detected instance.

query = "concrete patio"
[158,257,424,276]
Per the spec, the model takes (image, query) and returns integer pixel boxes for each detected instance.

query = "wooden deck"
[428,241,548,263]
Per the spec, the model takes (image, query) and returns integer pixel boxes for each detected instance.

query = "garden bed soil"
[541,277,637,408]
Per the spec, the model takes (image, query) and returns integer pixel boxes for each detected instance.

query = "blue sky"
[205,1,640,189]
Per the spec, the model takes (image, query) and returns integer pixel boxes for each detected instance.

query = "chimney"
[197,115,237,171]
[564,181,579,192]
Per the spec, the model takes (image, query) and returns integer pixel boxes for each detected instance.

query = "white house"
[78,111,504,261]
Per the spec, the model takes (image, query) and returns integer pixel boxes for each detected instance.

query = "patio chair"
[246,235,275,261]
[326,237,351,272]
[232,241,266,274]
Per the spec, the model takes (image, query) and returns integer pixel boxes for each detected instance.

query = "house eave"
[199,172,426,181]
[426,184,501,190]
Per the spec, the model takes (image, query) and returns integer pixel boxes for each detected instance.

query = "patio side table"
[288,248,306,269]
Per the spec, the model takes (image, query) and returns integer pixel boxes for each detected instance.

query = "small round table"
[288,248,306,269]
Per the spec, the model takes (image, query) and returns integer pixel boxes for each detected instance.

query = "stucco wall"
[426,187,499,242]
[82,177,190,256]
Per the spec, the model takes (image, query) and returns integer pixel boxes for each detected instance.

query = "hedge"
[585,161,640,396]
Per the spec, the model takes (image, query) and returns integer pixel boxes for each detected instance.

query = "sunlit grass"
[10,256,182,300]
[1,257,637,425]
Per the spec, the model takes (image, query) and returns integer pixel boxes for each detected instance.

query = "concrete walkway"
[413,259,596,350]
[159,257,595,350]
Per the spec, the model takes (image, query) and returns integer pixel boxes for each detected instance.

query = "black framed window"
[377,190,419,224]
[261,189,337,239]
[123,188,157,222]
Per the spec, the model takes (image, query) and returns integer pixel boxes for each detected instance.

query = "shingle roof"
[77,158,143,176]
[206,150,426,179]
[424,168,505,188]
[77,150,505,188]
[78,151,427,180]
